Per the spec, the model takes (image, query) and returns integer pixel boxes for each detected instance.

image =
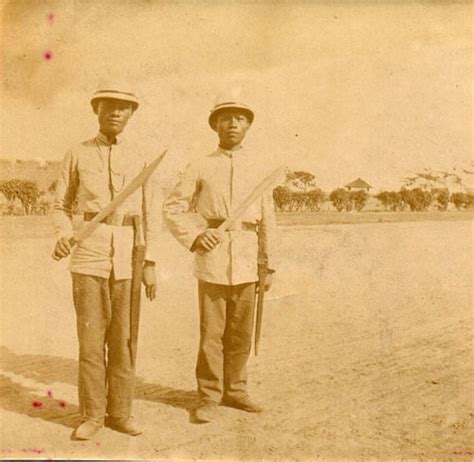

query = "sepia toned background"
[2,0,472,189]
[1,0,473,460]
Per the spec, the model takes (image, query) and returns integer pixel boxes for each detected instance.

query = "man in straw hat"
[163,93,277,423]
[52,85,161,439]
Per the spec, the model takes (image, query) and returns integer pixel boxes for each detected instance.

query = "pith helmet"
[208,91,254,130]
[90,85,139,113]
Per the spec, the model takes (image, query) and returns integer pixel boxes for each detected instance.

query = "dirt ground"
[0,217,472,460]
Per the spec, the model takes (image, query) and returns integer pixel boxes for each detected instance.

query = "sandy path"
[0,220,472,459]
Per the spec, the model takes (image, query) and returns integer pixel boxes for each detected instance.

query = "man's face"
[97,98,134,137]
[215,109,250,149]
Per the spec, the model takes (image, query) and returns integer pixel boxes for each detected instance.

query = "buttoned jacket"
[163,146,276,285]
[53,132,161,279]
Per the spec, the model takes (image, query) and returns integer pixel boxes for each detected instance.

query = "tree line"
[272,170,473,213]
[0,179,55,215]
[1,169,473,216]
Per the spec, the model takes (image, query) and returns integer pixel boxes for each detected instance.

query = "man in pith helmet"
[52,85,161,439]
[163,92,277,423]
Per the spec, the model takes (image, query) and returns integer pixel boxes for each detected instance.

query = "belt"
[207,218,257,232]
[83,212,138,226]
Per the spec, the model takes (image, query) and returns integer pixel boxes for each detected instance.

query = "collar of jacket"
[96,131,126,146]
[217,145,246,158]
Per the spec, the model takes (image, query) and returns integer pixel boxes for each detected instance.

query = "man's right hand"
[193,229,222,253]
[53,237,72,260]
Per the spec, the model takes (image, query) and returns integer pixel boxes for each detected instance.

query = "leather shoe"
[71,419,102,440]
[105,416,142,436]
[221,395,263,413]
[194,401,218,423]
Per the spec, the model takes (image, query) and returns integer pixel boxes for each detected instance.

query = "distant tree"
[389,191,405,211]
[399,188,411,209]
[469,194,474,209]
[376,191,405,211]
[469,194,474,208]
[375,191,391,210]
[351,190,368,212]
[450,192,470,210]
[273,186,292,212]
[329,188,352,212]
[400,187,432,211]
[286,170,316,193]
[0,179,40,215]
[306,189,326,211]
[432,188,450,211]
[289,192,306,211]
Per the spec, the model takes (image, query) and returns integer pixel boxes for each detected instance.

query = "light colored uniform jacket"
[163,146,277,286]
[53,132,161,280]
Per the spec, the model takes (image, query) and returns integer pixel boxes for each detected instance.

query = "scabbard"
[129,216,145,367]
[254,265,267,356]
[254,220,268,356]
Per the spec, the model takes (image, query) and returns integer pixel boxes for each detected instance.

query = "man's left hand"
[142,262,157,301]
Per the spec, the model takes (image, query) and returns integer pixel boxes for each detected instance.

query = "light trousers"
[196,280,256,403]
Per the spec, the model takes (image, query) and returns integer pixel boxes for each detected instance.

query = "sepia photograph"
[0,0,473,460]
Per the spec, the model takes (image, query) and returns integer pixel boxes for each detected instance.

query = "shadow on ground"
[0,346,198,429]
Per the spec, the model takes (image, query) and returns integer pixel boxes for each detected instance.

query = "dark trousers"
[72,272,135,421]
[196,280,256,403]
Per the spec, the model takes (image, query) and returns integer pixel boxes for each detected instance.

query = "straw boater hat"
[208,90,254,130]
[90,87,139,113]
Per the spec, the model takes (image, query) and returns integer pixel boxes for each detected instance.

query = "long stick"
[254,224,268,356]
[129,217,145,367]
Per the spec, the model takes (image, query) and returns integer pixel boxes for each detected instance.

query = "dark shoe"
[105,416,142,436]
[194,401,218,423]
[221,395,263,413]
[71,419,102,440]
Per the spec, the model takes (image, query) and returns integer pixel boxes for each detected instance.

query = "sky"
[1,0,472,191]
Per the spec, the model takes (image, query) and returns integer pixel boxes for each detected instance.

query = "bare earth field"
[276,210,474,227]
[0,215,472,460]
